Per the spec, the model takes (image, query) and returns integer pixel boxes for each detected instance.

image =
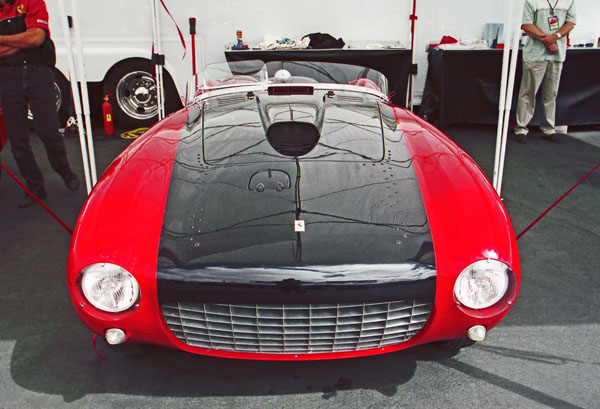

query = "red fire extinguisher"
[102,94,114,136]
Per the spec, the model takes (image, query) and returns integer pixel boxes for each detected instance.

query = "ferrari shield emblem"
[294,220,305,232]
[17,4,24,14]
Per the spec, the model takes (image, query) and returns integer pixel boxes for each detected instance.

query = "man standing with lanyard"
[0,0,79,208]
[514,0,576,144]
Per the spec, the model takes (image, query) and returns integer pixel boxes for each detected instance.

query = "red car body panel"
[392,107,520,342]
[68,100,520,361]
[68,111,189,349]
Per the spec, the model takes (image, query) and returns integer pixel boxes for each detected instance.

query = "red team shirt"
[0,0,51,36]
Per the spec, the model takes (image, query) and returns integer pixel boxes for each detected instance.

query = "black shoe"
[542,133,562,143]
[17,189,47,208]
[515,134,527,144]
[62,171,80,191]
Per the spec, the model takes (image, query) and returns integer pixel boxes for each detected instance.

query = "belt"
[0,62,44,68]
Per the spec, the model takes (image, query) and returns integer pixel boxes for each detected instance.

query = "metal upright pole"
[150,0,165,120]
[493,0,515,194]
[408,0,417,111]
[69,0,97,185]
[56,0,92,194]
[496,0,526,196]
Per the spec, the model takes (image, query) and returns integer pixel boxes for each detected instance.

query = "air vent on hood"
[266,121,321,157]
[336,95,365,103]
[214,94,248,107]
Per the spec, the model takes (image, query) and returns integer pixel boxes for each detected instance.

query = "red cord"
[517,162,600,240]
[159,0,187,59]
[93,334,108,360]
[0,161,74,235]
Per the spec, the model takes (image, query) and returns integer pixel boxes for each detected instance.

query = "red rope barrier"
[516,162,600,240]
[0,161,74,235]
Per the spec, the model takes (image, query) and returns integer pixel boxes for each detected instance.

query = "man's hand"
[0,44,19,58]
[540,33,559,47]
[547,43,558,54]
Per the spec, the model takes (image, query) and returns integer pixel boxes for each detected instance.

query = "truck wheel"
[52,68,71,127]
[103,59,181,129]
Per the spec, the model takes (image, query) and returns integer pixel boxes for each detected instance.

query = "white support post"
[56,0,92,194]
[493,0,525,196]
[407,0,417,111]
[493,0,515,193]
[150,0,166,121]
[496,0,526,197]
[69,0,97,186]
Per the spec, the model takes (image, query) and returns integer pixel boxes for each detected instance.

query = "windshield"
[265,61,388,95]
[187,60,389,101]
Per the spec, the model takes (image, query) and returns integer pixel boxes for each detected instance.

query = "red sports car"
[68,61,520,360]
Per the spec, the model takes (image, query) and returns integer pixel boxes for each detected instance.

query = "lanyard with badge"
[547,0,560,30]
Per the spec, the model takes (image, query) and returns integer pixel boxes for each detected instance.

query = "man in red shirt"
[0,0,79,208]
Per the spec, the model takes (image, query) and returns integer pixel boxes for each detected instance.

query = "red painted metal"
[68,109,190,351]
[392,106,520,340]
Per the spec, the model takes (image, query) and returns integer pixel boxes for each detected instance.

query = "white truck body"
[47,1,197,127]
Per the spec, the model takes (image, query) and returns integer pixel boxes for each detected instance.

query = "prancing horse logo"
[17,4,24,14]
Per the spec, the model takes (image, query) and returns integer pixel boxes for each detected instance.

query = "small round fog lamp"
[105,328,126,345]
[467,325,487,342]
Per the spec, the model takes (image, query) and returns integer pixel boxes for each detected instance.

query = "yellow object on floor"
[121,128,149,139]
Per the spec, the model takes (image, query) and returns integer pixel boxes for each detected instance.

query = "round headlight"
[454,259,510,309]
[80,263,140,312]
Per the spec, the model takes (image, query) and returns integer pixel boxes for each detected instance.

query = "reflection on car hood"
[157,262,436,304]
[159,263,436,283]
[158,90,434,273]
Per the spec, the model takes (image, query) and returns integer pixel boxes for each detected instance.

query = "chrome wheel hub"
[116,71,158,120]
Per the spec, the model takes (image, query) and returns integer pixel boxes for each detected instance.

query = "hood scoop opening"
[266,121,321,157]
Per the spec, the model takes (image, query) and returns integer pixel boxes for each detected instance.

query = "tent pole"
[493,0,515,194]
[408,0,417,110]
[150,0,165,120]
[69,0,97,185]
[497,0,526,196]
[56,0,92,194]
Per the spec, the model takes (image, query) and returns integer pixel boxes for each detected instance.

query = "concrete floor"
[0,124,599,408]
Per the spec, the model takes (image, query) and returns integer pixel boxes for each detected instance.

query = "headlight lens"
[80,263,140,312]
[454,260,510,309]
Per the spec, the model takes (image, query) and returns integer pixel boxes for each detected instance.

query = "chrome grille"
[161,301,432,354]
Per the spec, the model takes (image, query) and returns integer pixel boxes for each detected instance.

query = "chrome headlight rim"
[80,263,140,313]
[454,259,515,314]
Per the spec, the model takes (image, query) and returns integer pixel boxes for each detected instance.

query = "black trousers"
[0,64,71,192]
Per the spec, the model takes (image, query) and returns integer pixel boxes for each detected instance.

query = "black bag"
[303,33,345,49]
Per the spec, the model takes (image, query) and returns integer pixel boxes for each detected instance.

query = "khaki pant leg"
[540,61,563,135]
[515,61,549,135]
